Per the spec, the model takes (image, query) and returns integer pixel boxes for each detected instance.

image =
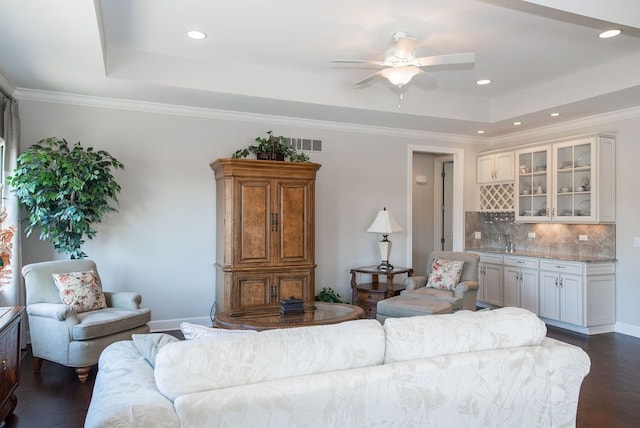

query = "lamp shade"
[380,66,421,88]
[367,207,403,234]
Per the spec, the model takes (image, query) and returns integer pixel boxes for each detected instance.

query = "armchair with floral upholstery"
[22,259,151,382]
[376,251,480,323]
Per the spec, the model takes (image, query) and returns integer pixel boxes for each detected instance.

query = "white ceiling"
[0,0,639,138]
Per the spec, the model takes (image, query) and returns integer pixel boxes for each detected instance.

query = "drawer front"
[504,256,538,269]
[363,305,377,318]
[0,316,20,404]
[473,252,503,265]
[540,260,583,275]
[586,263,615,275]
[357,290,385,302]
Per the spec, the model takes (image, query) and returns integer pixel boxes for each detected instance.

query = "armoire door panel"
[275,270,312,303]
[235,275,271,308]
[276,181,311,264]
[236,180,272,265]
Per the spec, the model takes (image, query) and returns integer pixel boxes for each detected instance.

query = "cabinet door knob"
[1,358,6,370]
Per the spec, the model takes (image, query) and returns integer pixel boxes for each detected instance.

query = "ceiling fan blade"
[330,59,384,65]
[354,70,384,85]
[415,53,476,67]
[394,34,416,58]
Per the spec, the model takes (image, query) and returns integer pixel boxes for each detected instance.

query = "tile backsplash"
[464,211,615,259]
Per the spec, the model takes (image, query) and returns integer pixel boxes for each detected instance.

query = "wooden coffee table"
[214,302,365,331]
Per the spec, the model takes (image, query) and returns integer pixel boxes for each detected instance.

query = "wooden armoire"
[210,158,321,311]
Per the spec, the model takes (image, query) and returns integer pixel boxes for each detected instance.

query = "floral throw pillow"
[52,270,108,313]
[426,258,464,291]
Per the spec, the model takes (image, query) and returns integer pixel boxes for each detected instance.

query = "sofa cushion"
[179,322,256,340]
[52,270,107,313]
[383,307,547,364]
[401,287,462,309]
[132,333,180,367]
[426,258,464,290]
[155,319,385,401]
[73,307,151,340]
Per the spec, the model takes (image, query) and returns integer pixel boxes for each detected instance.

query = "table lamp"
[367,207,403,271]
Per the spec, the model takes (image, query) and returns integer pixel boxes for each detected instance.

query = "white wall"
[612,118,640,336]
[16,98,640,337]
[17,99,476,329]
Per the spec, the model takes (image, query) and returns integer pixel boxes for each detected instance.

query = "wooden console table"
[0,307,23,424]
[350,266,413,319]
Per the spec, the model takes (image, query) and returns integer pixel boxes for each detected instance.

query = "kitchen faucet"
[498,233,515,253]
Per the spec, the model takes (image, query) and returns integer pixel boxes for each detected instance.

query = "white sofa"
[85,308,590,428]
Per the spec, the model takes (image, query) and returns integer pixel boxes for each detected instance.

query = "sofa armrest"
[104,292,143,310]
[27,302,77,322]
[405,276,427,291]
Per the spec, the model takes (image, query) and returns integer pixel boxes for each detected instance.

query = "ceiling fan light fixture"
[380,66,420,87]
[476,79,491,85]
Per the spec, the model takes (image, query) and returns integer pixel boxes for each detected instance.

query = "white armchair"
[376,251,480,323]
[22,259,151,382]
[403,251,481,312]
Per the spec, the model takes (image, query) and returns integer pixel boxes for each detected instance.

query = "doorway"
[407,145,464,276]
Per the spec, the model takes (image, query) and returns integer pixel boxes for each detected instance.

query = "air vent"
[285,138,322,152]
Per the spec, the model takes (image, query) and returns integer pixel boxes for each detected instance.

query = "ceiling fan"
[331,32,476,88]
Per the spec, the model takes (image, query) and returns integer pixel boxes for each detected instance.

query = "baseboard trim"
[539,317,615,335]
[148,316,213,332]
[614,322,640,339]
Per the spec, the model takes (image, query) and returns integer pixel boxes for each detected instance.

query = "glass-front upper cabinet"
[513,135,615,224]
[553,139,594,222]
[515,146,551,222]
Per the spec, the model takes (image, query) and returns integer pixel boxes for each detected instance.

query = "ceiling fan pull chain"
[398,92,403,109]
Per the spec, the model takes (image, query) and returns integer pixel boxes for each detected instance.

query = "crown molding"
[14,88,640,147]
[490,105,640,147]
[13,88,483,145]
[0,68,16,98]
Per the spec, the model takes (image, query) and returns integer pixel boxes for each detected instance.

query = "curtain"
[0,97,24,346]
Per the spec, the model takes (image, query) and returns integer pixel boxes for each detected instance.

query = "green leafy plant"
[232,130,310,162]
[8,137,124,259]
[315,287,344,303]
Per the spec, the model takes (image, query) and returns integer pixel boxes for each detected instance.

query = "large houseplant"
[232,131,309,162]
[9,137,124,259]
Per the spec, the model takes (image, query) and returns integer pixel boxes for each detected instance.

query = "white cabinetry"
[586,264,616,326]
[476,253,503,306]
[503,256,539,315]
[539,262,583,326]
[539,259,615,332]
[477,152,514,184]
[515,135,615,223]
[467,251,615,334]
[515,145,550,221]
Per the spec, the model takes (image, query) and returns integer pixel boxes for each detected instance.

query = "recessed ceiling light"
[476,79,491,85]
[513,121,522,126]
[599,29,622,39]
[477,130,485,134]
[549,112,560,117]
[186,30,207,40]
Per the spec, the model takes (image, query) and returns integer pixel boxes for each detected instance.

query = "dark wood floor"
[4,326,640,427]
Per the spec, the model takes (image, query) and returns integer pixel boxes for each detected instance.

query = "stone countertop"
[465,247,616,263]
